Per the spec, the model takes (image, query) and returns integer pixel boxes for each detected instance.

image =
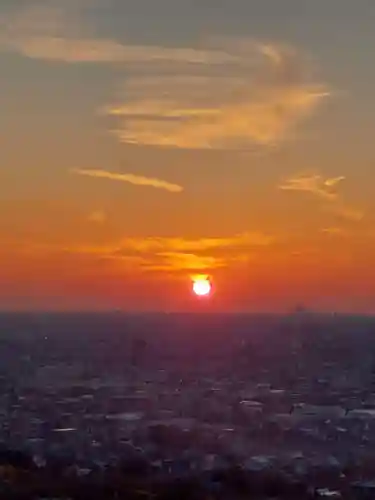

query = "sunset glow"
[0,1,374,312]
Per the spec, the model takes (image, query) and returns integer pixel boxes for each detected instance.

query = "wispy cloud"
[321,227,347,235]
[107,43,329,150]
[0,2,239,65]
[326,204,365,222]
[72,168,183,193]
[26,232,274,274]
[122,232,274,253]
[279,173,365,223]
[0,3,329,150]
[142,251,253,273]
[323,176,345,187]
[279,174,344,200]
[2,36,237,65]
[146,253,226,272]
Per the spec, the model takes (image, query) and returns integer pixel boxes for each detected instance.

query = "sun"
[192,275,212,297]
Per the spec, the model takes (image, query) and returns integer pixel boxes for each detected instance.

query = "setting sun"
[192,275,212,297]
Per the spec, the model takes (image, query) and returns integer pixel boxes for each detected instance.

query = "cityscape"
[1,312,375,498]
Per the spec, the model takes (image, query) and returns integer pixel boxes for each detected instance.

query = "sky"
[1,0,375,312]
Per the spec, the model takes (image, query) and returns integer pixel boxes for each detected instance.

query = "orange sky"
[1,1,375,311]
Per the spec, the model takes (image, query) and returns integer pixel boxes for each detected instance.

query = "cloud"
[26,231,274,274]
[279,174,344,200]
[0,3,329,150]
[72,168,183,193]
[323,176,345,187]
[122,232,274,253]
[321,227,347,235]
[2,36,238,65]
[326,204,365,222]
[142,251,253,273]
[107,43,329,150]
[279,172,365,223]
[0,2,239,65]
[146,253,226,272]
